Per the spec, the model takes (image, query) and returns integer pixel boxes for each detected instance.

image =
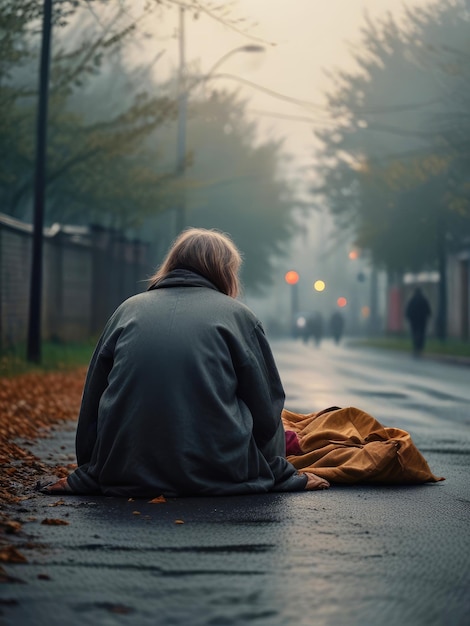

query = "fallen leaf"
[0,546,27,563]
[174,519,185,524]
[132,511,141,515]
[40,518,69,526]
[148,496,166,504]
[1,520,22,534]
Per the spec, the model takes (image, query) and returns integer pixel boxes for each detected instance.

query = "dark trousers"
[410,324,426,353]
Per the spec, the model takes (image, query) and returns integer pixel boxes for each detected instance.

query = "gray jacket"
[67,269,306,496]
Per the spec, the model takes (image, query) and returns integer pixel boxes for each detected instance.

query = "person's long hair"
[147,228,242,298]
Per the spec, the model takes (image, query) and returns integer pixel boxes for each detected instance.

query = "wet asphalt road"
[1,339,469,626]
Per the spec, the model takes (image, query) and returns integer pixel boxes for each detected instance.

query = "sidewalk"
[1,366,469,626]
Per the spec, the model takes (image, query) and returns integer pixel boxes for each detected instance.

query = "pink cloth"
[285,430,302,456]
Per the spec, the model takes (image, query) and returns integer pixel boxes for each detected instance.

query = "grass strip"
[1,341,95,377]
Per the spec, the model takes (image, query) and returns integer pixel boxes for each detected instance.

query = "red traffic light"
[285,270,299,285]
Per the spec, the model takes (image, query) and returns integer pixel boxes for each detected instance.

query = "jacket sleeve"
[235,321,307,492]
[75,333,114,466]
[236,321,286,449]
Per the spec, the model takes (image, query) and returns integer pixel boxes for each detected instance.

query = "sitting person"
[43,228,329,496]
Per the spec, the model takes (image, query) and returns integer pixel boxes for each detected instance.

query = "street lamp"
[27,0,52,363]
[175,7,187,234]
[348,249,359,260]
[204,45,265,83]
[175,7,265,233]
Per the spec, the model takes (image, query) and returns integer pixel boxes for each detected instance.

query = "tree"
[314,0,470,275]
[0,0,253,227]
[2,0,298,291]
[0,1,181,227]
[143,91,302,293]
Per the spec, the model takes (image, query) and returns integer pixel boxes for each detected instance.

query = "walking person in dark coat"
[329,311,345,344]
[405,287,432,357]
[42,228,329,496]
[306,312,324,346]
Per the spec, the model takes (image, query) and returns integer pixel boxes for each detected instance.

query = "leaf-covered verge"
[0,368,85,577]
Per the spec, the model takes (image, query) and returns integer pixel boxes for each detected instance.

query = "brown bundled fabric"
[282,406,444,485]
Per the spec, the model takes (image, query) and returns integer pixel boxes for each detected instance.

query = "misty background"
[2,0,469,347]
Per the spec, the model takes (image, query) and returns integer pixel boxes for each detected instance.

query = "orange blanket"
[282,406,444,484]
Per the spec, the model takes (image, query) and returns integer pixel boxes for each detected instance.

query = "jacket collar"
[149,269,219,292]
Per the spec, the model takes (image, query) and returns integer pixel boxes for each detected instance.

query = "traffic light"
[285,270,299,285]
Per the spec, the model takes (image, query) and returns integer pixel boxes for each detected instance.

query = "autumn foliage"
[0,368,86,506]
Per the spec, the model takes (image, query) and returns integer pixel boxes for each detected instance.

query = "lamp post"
[27,0,52,363]
[175,7,187,234]
[174,7,264,233]
[204,45,265,84]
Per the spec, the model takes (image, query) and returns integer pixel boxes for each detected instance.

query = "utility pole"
[368,265,380,336]
[27,0,52,362]
[173,8,263,236]
[285,270,300,333]
[175,6,187,234]
[436,214,448,341]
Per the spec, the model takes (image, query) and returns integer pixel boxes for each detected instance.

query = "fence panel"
[0,218,32,348]
[0,213,149,349]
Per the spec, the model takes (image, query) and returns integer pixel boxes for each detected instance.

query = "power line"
[248,108,334,127]
[207,73,448,117]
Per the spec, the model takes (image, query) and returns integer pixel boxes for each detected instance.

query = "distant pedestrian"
[329,311,344,344]
[41,228,329,496]
[306,312,324,346]
[405,287,432,356]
